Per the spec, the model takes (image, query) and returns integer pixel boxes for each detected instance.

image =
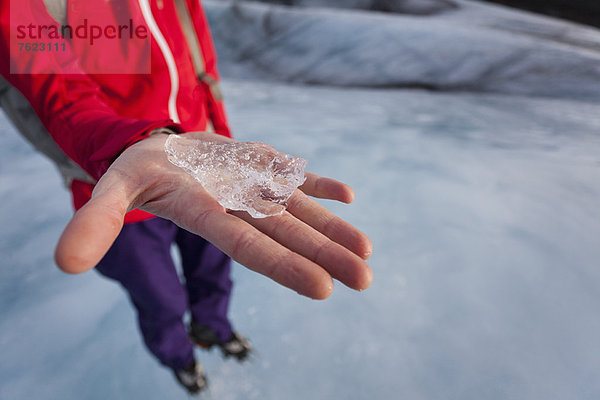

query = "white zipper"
[138,0,181,123]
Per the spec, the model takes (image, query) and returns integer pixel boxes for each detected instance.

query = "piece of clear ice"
[165,135,307,218]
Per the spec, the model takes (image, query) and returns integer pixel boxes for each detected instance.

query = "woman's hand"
[55,132,373,299]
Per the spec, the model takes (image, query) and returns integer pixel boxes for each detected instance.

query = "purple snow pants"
[95,217,233,370]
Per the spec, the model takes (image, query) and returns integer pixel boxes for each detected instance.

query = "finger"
[185,209,335,300]
[286,190,373,260]
[232,210,373,291]
[54,187,129,274]
[299,172,355,204]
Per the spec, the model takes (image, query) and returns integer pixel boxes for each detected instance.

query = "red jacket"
[1,0,230,222]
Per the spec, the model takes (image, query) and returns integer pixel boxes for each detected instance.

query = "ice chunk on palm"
[165,135,307,218]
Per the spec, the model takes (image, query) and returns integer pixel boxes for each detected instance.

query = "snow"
[2,1,600,399]
[205,0,600,100]
[245,0,459,15]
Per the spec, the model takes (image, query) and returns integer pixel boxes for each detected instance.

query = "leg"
[175,228,233,342]
[95,218,195,370]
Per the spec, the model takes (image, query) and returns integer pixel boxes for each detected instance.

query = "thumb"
[54,181,131,274]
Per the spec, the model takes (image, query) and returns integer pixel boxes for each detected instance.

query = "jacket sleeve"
[1,0,180,181]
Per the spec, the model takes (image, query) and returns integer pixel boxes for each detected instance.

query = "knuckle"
[231,228,260,258]
[191,209,214,232]
[322,214,338,237]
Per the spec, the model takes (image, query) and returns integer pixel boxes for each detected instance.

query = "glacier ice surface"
[165,135,307,218]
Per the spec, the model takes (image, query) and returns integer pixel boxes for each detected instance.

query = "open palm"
[55,132,373,299]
